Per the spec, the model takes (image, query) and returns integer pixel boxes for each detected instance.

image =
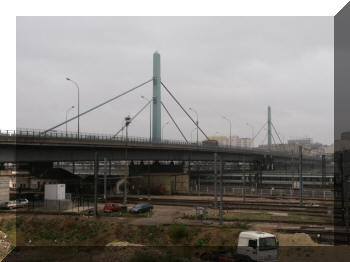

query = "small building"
[0,176,9,202]
[44,184,72,210]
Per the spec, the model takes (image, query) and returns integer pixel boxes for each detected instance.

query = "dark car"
[129,203,153,214]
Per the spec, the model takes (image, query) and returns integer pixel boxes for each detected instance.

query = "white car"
[1,199,29,209]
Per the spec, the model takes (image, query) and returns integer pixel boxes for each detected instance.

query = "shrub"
[194,237,209,247]
[168,224,188,242]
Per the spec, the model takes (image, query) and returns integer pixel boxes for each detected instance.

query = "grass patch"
[194,237,209,247]
[0,216,16,246]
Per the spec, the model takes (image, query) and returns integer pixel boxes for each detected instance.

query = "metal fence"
[190,185,334,200]
[20,196,95,214]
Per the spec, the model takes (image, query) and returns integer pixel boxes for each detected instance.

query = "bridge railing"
[0,128,315,159]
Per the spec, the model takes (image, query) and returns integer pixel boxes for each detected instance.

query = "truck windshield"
[259,237,277,250]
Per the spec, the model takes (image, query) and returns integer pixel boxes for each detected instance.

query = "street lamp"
[66,77,80,138]
[189,107,199,145]
[190,127,197,143]
[162,121,169,140]
[124,115,132,205]
[246,123,255,148]
[65,106,75,136]
[141,95,152,142]
[222,116,232,148]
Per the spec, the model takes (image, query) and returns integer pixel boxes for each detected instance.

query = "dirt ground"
[0,201,343,262]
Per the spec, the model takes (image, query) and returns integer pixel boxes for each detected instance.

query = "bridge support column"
[152,51,161,142]
[268,106,272,151]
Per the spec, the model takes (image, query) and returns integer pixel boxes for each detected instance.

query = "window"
[248,239,257,249]
[259,237,277,250]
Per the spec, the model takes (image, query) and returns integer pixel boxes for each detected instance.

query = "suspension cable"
[161,102,188,143]
[271,122,284,144]
[161,81,209,140]
[260,132,268,146]
[43,78,153,134]
[252,122,267,142]
[113,100,151,137]
[271,133,277,145]
[272,122,287,151]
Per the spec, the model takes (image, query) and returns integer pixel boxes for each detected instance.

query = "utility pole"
[198,171,201,196]
[219,157,223,225]
[189,107,199,145]
[243,172,246,202]
[214,153,218,208]
[94,152,99,218]
[124,115,131,205]
[65,106,74,136]
[66,77,80,138]
[299,145,303,205]
[322,155,326,187]
[104,158,107,202]
[246,123,255,148]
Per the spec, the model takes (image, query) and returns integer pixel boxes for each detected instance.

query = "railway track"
[110,196,333,214]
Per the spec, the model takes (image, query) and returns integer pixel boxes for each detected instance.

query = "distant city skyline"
[16,17,333,145]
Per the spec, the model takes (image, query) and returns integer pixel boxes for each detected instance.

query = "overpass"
[0,129,319,164]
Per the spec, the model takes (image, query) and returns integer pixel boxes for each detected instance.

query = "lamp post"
[190,127,197,143]
[162,121,169,140]
[124,115,132,205]
[65,106,75,136]
[66,77,80,138]
[189,107,199,145]
[222,116,232,148]
[141,96,152,142]
[246,123,255,148]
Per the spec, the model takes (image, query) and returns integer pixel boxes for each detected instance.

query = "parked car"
[129,203,153,214]
[17,199,29,206]
[0,199,29,209]
[103,203,122,213]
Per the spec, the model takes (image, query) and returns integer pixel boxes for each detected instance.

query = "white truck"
[237,231,278,262]
[200,231,279,262]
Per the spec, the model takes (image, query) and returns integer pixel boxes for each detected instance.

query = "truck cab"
[237,231,278,262]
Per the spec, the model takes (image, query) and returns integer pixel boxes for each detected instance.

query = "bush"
[168,224,188,242]
[194,237,209,247]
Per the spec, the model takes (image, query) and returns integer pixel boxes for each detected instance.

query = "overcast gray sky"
[16,16,334,145]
